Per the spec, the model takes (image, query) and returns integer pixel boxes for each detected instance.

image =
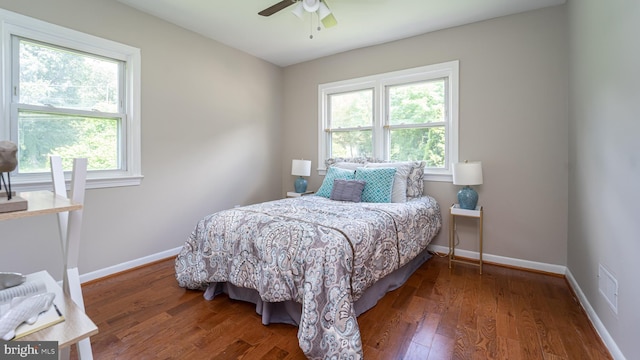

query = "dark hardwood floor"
[71,255,612,359]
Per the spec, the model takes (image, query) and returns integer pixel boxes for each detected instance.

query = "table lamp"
[452,160,483,210]
[292,159,311,193]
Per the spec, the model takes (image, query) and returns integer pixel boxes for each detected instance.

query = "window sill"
[9,175,144,192]
[423,173,453,182]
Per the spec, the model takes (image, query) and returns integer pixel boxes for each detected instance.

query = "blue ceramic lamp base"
[294,177,308,193]
[457,186,478,210]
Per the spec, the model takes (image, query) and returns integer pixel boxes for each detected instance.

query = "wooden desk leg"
[52,157,93,360]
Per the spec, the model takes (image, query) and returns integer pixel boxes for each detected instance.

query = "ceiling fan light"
[317,2,331,20]
[291,2,305,18]
[302,0,320,13]
[321,13,337,28]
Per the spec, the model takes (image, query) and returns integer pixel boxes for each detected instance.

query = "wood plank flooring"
[71,255,612,359]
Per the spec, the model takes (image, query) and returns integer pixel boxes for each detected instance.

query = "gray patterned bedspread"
[175,195,441,359]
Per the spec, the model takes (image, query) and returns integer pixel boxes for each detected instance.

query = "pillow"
[360,159,426,198]
[331,162,363,171]
[406,161,426,198]
[316,167,356,198]
[330,179,366,202]
[324,158,426,198]
[365,162,413,203]
[355,167,396,203]
[325,157,370,168]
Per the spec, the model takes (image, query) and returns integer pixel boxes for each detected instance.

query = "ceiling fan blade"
[258,0,296,16]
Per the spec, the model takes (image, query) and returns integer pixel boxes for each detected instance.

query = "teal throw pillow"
[355,167,397,203]
[316,167,356,198]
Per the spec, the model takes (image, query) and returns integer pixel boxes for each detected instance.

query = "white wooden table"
[0,157,96,359]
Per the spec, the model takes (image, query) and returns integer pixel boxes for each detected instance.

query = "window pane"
[18,38,120,112]
[329,89,373,128]
[18,111,119,173]
[331,130,372,158]
[388,79,445,125]
[390,127,445,167]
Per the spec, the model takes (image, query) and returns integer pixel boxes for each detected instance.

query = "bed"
[175,159,442,359]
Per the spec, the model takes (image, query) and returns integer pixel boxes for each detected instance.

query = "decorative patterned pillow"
[406,161,426,198]
[365,162,413,203]
[330,179,366,202]
[355,167,397,203]
[325,158,426,198]
[325,157,372,168]
[316,167,356,198]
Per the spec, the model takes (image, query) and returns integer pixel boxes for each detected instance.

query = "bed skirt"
[203,248,432,326]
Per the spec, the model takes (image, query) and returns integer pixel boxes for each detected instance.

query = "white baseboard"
[565,269,626,360]
[427,244,566,274]
[79,246,182,283]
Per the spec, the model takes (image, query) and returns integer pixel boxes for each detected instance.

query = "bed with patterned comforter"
[175,194,441,359]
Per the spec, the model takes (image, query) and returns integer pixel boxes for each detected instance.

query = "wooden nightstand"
[448,203,484,274]
[286,191,314,198]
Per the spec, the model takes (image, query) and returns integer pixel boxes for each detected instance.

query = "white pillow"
[364,162,413,203]
[331,162,363,171]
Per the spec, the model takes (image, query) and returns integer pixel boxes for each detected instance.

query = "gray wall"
[568,0,640,358]
[282,6,569,266]
[0,0,284,279]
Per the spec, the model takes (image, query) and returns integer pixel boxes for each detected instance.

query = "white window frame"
[318,61,459,182]
[0,8,142,190]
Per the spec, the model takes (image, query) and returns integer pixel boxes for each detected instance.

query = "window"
[1,9,142,189]
[319,61,458,181]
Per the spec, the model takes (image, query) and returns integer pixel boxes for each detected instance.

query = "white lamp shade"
[452,161,483,185]
[317,2,331,20]
[292,159,311,177]
[291,2,304,18]
[302,0,320,12]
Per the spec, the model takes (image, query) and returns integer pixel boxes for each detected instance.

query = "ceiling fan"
[259,0,338,28]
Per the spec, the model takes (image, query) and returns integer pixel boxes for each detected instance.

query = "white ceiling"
[116,0,565,67]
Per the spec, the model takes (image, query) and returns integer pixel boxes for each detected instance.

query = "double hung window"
[1,9,141,189]
[319,61,458,181]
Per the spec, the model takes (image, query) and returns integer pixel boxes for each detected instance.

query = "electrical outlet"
[598,264,618,314]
